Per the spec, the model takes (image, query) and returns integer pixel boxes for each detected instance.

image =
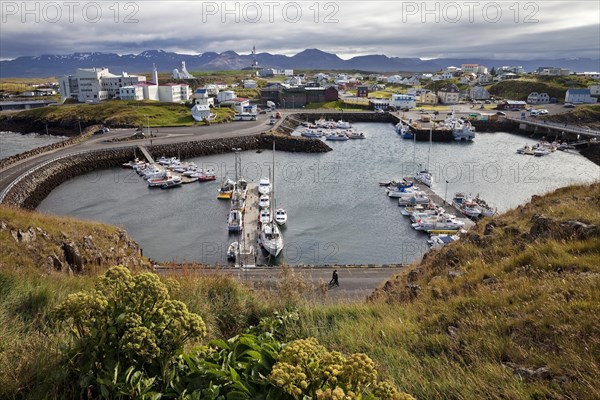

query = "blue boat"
[402,132,414,139]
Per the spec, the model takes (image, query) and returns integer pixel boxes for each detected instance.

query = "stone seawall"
[2,134,331,209]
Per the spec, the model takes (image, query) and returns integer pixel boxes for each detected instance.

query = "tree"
[490,67,497,77]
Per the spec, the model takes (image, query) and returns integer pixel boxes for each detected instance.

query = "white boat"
[398,193,430,206]
[227,241,239,261]
[387,187,420,198]
[259,209,271,224]
[325,133,349,141]
[415,170,432,187]
[452,193,481,218]
[428,234,460,250]
[259,142,284,257]
[346,130,365,139]
[473,195,496,217]
[148,176,169,187]
[259,222,283,257]
[452,119,475,141]
[143,167,167,180]
[275,208,287,226]
[258,194,270,209]
[196,169,217,182]
[160,175,182,189]
[227,210,243,232]
[301,129,321,138]
[336,120,352,129]
[234,113,257,121]
[122,158,145,169]
[461,200,482,218]
[534,147,551,156]
[258,177,271,195]
[412,215,465,232]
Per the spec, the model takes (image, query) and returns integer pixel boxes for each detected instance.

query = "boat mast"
[271,141,275,221]
[427,125,432,172]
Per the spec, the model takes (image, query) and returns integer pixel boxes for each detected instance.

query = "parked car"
[564,103,575,108]
[538,109,549,115]
[496,111,506,116]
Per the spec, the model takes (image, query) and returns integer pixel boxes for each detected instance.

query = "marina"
[38,123,600,265]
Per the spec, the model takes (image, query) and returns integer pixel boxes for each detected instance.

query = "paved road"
[155,266,404,303]
[0,114,277,198]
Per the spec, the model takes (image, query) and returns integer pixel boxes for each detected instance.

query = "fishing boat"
[452,193,481,218]
[398,193,430,206]
[325,132,349,141]
[227,242,239,261]
[160,176,182,189]
[196,170,217,182]
[148,176,169,188]
[122,158,145,169]
[217,178,235,199]
[275,208,287,226]
[346,130,366,139]
[227,210,243,232]
[301,129,321,138]
[473,195,496,217]
[412,215,465,232]
[428,233,460,250]
[336,120,352,129]
[415,170,432,187]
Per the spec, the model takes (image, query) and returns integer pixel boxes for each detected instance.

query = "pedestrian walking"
[329,269,339,288]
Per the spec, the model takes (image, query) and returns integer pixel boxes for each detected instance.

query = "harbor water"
[37,123,600,265]
[1,131,67,159]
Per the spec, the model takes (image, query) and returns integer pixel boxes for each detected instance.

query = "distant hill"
[1,48,598,77]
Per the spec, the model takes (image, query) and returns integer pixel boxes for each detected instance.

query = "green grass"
[1,183,600,399]
[488,75,596,101]
[6,101,236,128]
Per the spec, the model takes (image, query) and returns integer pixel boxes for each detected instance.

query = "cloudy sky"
[1,1,599,60]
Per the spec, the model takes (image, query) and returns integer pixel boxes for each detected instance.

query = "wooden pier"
[237,184,269,267]
[137,145,155,163]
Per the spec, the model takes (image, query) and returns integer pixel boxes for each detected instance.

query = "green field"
[6,101,236,128]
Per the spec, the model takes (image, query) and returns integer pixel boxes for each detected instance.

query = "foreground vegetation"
[1,182,599,398]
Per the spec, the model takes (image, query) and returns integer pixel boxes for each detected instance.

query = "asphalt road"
[155,266,404,303]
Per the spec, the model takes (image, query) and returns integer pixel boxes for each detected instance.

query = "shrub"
[54,266,206,397]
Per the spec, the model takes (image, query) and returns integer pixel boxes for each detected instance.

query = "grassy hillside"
[289,183,600,399]
[488,76,596,101]
[1,183,599,398]
[543,104,600,129]
[1,101,236,131]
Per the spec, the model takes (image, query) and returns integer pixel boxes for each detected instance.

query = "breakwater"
[1,134,331,209]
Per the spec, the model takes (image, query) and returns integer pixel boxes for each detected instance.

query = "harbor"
[38,123,600,265]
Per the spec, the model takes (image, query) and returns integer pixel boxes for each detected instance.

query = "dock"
[407,180,476,230]
[237,184,269,267]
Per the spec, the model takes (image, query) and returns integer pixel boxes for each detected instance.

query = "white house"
[118,82,190,102]
[527,92,550,104]
[193,88,215,107]
[387,75,403,84]
[470,86,491,100]
[390,94,416,109]
[243,80,258,89]
[440,72,454,80]
[537,67,570,76]
[578,72,600,80]
[437,83,460,104]
[157,83,191,102]
[401,76,420,86]
[217,90,236,103]
[565,89,597,104]
[588,84,600,96]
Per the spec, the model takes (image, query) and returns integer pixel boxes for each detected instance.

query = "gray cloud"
[0,1,598,60]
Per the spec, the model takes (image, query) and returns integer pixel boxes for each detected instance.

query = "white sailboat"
[415,126,433,187]
[259,142,284,257]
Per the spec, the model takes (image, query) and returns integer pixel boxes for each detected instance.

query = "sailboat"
[259,142,284,257]
[416,126,433,187]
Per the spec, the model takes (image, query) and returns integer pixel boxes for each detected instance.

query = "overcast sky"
[1,1,599,60]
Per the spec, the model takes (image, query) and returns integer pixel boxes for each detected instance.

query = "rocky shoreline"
[1,133,331,209]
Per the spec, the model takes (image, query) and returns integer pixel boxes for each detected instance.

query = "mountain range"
[1,49,598,78]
